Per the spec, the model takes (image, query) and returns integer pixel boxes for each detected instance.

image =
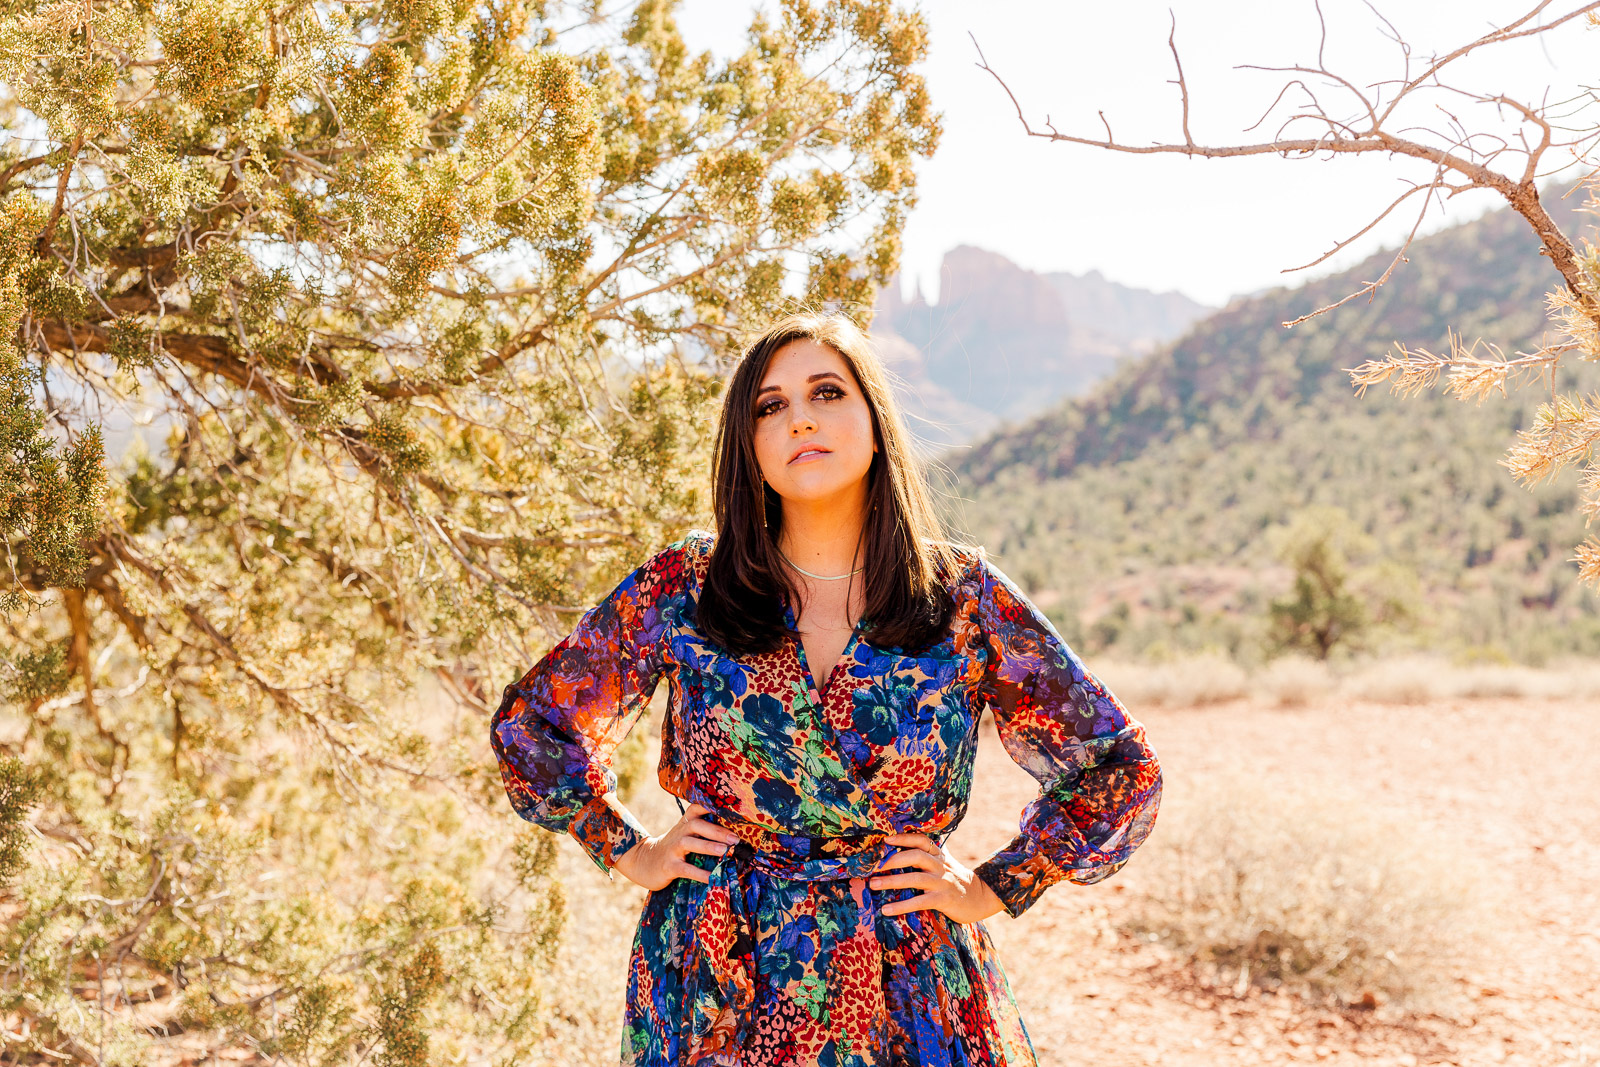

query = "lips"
[788,445,831,464]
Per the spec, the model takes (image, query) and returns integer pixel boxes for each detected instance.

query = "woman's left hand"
[869,833,1006,924]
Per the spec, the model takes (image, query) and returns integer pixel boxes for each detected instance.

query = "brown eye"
[814,384,845,401]
[755,398,782,418]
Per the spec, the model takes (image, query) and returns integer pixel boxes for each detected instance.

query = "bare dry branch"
[1167,12,1194,152]
[1283,174,1441,327]
[971,2,1600,326]
[1282,181,1436,274]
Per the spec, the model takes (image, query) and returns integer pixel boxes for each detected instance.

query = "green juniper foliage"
[0,0,937,1060]
[0,197,106,612]
[0,755,39,886]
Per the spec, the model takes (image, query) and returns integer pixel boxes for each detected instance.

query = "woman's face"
[752,339,878,508]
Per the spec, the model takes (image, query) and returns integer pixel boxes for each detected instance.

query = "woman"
[489,312,1162,1067]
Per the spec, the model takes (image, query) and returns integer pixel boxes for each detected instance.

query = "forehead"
[760,338,851,386]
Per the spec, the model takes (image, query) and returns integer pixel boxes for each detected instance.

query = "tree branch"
[0,151,57,194]
[35,128,85,256]
[1167,11,1194,153]
[971,3,1600,325]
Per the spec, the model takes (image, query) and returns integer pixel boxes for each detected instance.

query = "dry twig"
[971,2,1600,326]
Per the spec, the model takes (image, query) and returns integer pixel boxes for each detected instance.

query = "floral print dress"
[490,532,1162,1067]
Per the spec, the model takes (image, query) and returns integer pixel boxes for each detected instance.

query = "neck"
[777,489,868,574]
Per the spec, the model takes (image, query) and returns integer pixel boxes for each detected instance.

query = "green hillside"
[943,195,1600,663]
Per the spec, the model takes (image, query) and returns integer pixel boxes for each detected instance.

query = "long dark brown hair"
[697,311,966,655]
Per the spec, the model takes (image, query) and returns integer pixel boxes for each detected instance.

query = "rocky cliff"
[873,246,1210,450]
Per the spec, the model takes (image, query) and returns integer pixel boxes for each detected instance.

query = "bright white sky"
[676,0,1598,306]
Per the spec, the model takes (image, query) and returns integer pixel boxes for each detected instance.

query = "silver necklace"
[780,550,862,581]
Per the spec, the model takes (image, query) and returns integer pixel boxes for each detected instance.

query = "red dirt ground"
[945,697,1600,1067]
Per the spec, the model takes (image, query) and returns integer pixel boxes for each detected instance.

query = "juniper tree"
[1266,507,1416,660]
[0,0,938,1061]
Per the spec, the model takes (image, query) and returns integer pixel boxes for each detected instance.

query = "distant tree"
[1268,507,1415,660]
[974,2,1600,585]
[1088,598,1132,653]
[1269,508,1373,659]
[0,0,937,1060]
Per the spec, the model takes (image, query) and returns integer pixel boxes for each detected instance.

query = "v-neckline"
[783,598,865,702]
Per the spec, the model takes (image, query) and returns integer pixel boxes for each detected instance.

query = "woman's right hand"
[613,802,743,891]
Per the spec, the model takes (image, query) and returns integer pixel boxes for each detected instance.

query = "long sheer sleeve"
[489,536,699,874]
[968,556,1162,918]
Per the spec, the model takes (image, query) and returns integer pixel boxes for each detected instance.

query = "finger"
[673,861,711,884]
[874,849,938,873]
[687,817,741,844]
[885,833,940,854]
[879,895,936,917]
[684,802,709,817]
[680,835,731,857]
[869,872,941,891]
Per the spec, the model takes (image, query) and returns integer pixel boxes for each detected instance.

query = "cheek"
[752,421,787,474]
[837,407,877,463]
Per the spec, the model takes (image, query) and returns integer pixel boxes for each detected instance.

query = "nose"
[788,406,816,434]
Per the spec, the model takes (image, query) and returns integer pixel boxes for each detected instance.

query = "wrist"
[974,874,1006,920]
[570,795,651,875]
[612,832,654,882]
[972,858,1025,919]
[956,863,1003,921]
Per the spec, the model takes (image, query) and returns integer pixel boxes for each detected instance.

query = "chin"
[777,472,871,504]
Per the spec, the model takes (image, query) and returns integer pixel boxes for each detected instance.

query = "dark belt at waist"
[682,826,900,1060]
[707,826,892,881]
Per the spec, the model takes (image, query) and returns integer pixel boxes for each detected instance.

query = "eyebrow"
[756,371,847,397]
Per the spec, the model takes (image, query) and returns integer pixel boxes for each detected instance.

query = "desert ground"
[525,686,1600,1066]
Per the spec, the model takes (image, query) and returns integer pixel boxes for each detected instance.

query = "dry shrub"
[1451,663,1553,699]
[1445,658,1600,700]
[1094,654,1250,709]
[1123,775,1492,1007]
[1339,655,1600,704]
[1101,653,1598,710]
[1257,657,1335,707]
[1557,659,1600,698]
[1342,657,1440,705]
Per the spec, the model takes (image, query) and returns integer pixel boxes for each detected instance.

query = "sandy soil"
[535,695,1600,1066]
